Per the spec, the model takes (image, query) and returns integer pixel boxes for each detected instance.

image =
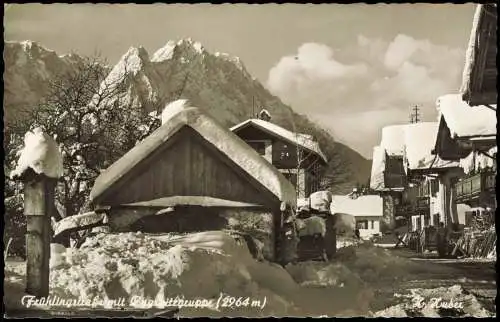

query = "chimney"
[257,109,271,122]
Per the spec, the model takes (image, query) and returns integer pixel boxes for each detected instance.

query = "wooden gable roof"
[460,4,498,106]
[90,103,297,208]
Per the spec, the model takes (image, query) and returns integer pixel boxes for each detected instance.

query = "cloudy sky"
[4,3,476,158]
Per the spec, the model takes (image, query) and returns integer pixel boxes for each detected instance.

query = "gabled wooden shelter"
[89,102,298,262]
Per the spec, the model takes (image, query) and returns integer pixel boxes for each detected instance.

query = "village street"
[368,246,496,315]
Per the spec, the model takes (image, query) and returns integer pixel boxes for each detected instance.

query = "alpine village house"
[231,109,328,199]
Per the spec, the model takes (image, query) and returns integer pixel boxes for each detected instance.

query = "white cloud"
[383,34,421,70]
[267,42,368,97]
[266,34,465,158]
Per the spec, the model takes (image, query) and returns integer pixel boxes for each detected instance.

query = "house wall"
[245,140,273,163]
[108,206,277,262]
[279,168,306,198]
[355,216,381,238]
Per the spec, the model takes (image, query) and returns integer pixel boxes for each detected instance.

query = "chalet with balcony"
[433,3,497,221]
[230,113,328,199]
[433,94,496,211]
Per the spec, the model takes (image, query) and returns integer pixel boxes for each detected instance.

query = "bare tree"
[7,55,167,220]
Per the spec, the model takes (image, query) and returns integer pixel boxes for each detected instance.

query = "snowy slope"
[3,41,92,123]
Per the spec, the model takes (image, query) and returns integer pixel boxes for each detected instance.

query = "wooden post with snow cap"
[10,127,63,298]
[24,173,58,297]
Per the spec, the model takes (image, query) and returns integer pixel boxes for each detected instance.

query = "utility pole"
[409,105,421,124]
[252,96,255,119]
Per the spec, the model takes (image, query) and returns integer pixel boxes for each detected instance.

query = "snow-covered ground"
[4,232,496,317]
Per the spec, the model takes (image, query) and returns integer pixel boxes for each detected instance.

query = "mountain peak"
[151,38,206,63]
[115,46,149,73]
[151,40,177,62]
[6,40,56,56]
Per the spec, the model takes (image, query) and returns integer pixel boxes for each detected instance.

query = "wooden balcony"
[455,171,496,204]
[415,198,430,211]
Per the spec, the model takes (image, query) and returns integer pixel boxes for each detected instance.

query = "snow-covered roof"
[330,195,383,217]
[380,125,407,156]
[369,146,386,191]
[90,101,297,207]
[403,122,459,170]
[460,4,498,106]
[230,119,328,163]
[436,94,497,138]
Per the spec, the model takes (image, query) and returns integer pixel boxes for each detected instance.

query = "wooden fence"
[451,229,496,258]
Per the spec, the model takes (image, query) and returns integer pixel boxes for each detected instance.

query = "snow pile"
[381,125,407,156]
[370,146,386,190]
[296,216,326,237]
[285,261,364,288]
[48,231,376,317]
[331,195,383,218]
[437,94,497,138]
[10,127,63,179]
[309,190,332,213]
[333,213,356,235]
[161,99,191,125]
[374,285,494,317]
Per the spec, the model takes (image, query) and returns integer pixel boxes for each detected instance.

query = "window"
[357,220,368,229]
[248,141,266,155]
